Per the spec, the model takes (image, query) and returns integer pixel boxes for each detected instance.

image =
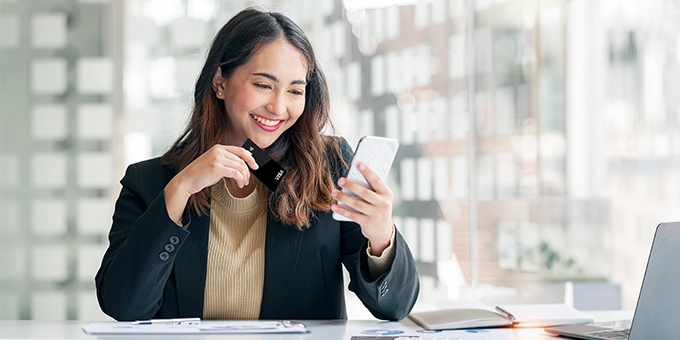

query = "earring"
[218,92,222,96]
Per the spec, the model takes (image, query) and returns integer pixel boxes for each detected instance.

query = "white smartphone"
[333,136,399,222]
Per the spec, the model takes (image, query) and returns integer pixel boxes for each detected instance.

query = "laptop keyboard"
[585,329,630,339]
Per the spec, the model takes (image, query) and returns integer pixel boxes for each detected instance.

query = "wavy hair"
[161,8,344,228]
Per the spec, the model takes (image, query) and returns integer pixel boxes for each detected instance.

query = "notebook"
[545,221,680,340]
[408,303,592,330]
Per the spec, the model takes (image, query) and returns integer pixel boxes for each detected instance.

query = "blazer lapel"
[173,211,210,317]
[259,213,305,318]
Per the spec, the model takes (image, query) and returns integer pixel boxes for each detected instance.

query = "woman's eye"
[254,83,271,90]
[289,89,304,96]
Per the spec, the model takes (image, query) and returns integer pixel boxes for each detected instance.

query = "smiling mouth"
[251,114,283,128]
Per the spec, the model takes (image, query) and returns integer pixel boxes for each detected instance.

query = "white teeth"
[252,115,280,127]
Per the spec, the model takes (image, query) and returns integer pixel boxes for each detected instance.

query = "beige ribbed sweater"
[203,179,266,320]
[202,179,397,320]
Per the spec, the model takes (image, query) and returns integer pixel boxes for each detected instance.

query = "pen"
[131,317,201,325]
[494,306,516,322]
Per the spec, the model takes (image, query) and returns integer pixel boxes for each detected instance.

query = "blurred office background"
[0,0,678,320]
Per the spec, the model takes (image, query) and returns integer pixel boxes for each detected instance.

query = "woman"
[95,7,419,321]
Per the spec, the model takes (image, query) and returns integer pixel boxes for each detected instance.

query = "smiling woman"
[94,7,419,322]
[215,38,307,147]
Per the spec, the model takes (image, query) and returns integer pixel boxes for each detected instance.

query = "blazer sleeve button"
[158,251,170,261]
[164,243,175,252]
[169,235,180,244]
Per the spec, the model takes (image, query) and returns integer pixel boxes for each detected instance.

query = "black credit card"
[242,138,286,191]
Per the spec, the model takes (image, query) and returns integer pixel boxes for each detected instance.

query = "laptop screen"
[629,221,680,339]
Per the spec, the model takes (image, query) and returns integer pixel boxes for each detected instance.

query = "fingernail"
[358,163,365,170]
[332,190,338,198]
[338,178,346,186]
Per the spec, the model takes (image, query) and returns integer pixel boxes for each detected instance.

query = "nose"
[266,93,286,116]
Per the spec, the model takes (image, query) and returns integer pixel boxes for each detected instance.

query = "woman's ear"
[212,66,225,99]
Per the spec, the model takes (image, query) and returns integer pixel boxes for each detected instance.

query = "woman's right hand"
[163,145,259,225]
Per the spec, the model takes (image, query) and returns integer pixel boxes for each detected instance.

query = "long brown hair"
[161,8,344,228]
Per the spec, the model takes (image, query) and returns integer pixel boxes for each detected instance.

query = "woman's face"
[216,37,308,149]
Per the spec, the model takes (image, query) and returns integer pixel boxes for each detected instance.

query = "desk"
[0,311,632,340]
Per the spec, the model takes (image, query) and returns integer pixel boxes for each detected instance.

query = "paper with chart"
[82,320,309,334]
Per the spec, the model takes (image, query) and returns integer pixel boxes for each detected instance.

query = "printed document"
[82,320,308,334]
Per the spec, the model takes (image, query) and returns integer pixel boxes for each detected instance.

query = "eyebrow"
[253,72,307,85]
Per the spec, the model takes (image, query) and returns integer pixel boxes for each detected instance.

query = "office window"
[413,0,429,31]
[76,58,113,94]
[31,59,67,95]
[370,54,385,96]
[400,158,416,201]
[346,62,361,101]
[417,158,433,201]
[31,13,67,49]
[416,99,432,143]
[31,153,67,188]
[32,105,68,140]
[384,105,400,140]
[385,5,400,40]
[31,200,67,235]
[397,104,413,145]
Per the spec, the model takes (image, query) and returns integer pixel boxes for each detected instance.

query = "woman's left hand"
[332,162,394,256]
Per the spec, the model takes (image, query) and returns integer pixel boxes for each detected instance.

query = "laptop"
[545,221,680,340]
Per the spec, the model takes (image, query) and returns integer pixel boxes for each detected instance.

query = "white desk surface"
[0,311,632,340]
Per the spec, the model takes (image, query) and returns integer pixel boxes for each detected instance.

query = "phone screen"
[333,136,399,222]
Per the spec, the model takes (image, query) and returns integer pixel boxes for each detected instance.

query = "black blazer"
[95,139,419,321]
